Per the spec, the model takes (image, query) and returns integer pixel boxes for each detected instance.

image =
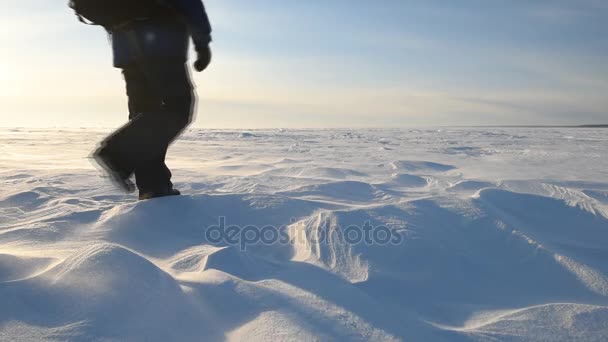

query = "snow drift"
[1,127,607,341]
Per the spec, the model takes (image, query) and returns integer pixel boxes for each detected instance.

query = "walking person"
[70,0,213,200]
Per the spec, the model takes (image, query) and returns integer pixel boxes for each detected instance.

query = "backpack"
[69,0,169,28]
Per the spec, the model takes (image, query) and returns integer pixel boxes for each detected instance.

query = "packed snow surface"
[1,127,607,341]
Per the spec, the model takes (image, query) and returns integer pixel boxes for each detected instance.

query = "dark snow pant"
[98,60,194,194]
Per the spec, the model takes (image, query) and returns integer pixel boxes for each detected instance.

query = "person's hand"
[194,45,212,72]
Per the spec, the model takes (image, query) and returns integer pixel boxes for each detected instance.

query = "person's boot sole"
[139,189,181,201]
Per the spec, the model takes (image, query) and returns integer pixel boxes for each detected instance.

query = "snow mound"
[448,180,495,192]
[203,246,280,281]
[279,180,388,203]
[388,173,429,187]
[1,243,220,341]
[476,188,608,254]
[459,304,608,342]
[0,190,49,209]
[289,211,371,283]
[390,160,456,173]
[0,254,56,282]
[261,166,368,180]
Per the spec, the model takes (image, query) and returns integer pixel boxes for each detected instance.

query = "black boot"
[139,188,181,201]
[93,148,136,193]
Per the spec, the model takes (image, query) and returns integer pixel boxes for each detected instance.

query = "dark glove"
[194,45,212,72]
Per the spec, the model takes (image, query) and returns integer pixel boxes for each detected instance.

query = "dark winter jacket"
[109,0,212,68]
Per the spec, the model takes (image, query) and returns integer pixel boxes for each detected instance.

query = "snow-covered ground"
[1,127,607,341]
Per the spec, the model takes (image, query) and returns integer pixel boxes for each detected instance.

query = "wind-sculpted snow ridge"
[1,127,608,341]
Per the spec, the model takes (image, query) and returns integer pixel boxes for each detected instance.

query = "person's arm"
[168,0,212,48]
[165,0,213,71]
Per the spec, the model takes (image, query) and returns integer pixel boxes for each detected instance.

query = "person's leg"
[135,61,194,198]
[95,60,195,196]
[135,149,173,196]
[122,66,174,195]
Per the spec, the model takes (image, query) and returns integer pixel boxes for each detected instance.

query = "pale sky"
[1,0,607,128]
